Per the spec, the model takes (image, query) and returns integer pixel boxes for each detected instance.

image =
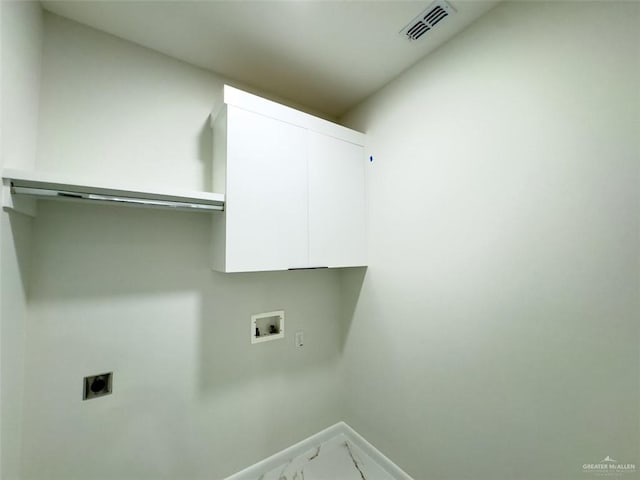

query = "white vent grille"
[400,0,457,41]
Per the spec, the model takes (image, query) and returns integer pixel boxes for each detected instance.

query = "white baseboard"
[223,421,414,480]
[341,422,414,480]
[223,423,344,480]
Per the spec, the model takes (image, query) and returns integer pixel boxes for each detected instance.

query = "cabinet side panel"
[225,107,308,272]
[210,107,227,271]
[212,107,227,195]
[308,132,367,267]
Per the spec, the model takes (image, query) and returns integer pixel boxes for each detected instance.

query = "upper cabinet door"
[307,131,367,268]
[225,106,309,272]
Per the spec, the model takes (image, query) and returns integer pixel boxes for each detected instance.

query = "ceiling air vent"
[400,0,457,41]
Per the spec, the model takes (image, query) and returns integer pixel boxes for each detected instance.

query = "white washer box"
[251,310,285,344]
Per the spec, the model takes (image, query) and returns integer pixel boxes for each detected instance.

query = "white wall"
[1,1,43,478]
[20,13,343,480]
[341,2,640,478]
[10,3,640,479]
[1,1,42,171]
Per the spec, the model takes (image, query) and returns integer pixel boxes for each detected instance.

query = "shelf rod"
[11,186,224,212]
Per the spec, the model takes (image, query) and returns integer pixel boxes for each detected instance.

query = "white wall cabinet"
[211,86,367,273]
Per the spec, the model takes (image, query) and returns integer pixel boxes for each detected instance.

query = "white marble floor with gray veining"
[256,434,395,480]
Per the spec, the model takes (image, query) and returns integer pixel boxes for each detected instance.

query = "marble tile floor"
[257,434,395,480]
